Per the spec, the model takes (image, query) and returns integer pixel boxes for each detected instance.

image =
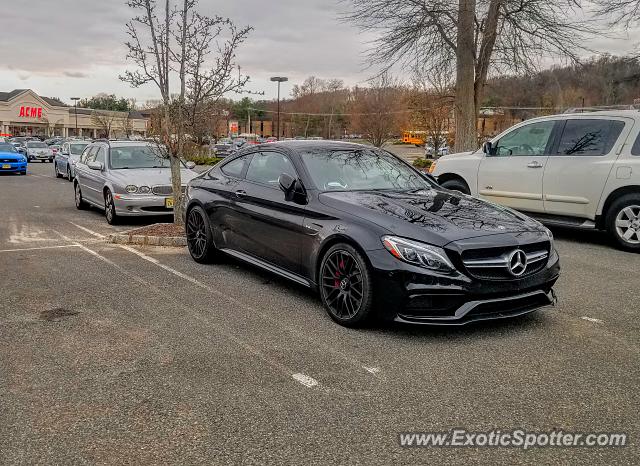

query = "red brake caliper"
[334,259,345,288]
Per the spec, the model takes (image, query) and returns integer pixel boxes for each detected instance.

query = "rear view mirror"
[87,161,103,170]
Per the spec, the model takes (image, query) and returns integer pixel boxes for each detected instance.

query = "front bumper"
[28,153,53,161]
[113,194,174,216]
[0,161,27,173]
[367,248,560,325]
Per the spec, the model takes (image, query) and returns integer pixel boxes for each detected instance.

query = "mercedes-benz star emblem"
[508,249,528,277]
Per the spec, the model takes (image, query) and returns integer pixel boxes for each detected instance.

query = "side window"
[82,146,97,163]
[246,152,297,186]
[94,147,106,165]
[629,131,640,156]
[220,155,248,178]
[493,121,555,156]
[556,119,624,156]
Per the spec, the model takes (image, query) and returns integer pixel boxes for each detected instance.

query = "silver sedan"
[73,141,199,224]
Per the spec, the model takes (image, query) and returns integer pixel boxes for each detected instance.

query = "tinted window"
[301,148,431,191]
[0,143,17,153]
[246,152,297,186]
[83,146,98,163]
[556,119,624,156]
[494,121,555,156]
[221,155,248,178]
[631,132,640,156]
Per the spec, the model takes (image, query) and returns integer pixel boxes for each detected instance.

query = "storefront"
[0,89,148,138]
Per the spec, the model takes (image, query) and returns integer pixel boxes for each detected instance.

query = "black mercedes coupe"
[184,141,560,327]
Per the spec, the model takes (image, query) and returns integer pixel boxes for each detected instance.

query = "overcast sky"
[0,0,637,106]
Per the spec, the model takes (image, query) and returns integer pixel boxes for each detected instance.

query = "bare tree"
[121,0,251,224]
[594,0,640,28]
[91,111,119,138]
[343,0,595,152]
[351,73,403,147]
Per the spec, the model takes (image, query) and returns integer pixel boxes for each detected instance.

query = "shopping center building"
[0,89,148,138]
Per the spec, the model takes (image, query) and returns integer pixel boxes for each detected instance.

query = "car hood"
[318,189,546,246]
[0,151,24,160]
[27,147,52,153]
[107,167,199,186]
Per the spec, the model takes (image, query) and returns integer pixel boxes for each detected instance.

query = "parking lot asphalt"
[0,162,638,465]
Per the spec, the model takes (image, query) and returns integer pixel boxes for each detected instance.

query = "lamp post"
[71,97,80,137]
[270,76,288,140]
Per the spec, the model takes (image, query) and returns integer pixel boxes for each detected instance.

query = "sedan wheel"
[186,206,218,263]
[67,164,73,182]
[319,244,374,327]
[104,190,118,225]
[607,194,640,252]
[54,162,62,178]
[74,183,87,210]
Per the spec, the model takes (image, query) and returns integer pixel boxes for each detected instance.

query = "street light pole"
[270,76,288,140]
[71,97,80,137]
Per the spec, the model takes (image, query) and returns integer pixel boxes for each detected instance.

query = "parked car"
[211,143,235,158]
[184,141,560,327]
[25,141,54,162]
[425,144,449,158]
[265,137,278,143]
[44,137,64,146]
[0,142,27,175]
[54,140,90,181]
[431,110,640,251]
[73,141,199,224]
[11,142,26,156]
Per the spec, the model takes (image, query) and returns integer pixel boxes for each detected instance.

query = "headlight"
[138,185,151,194]
[125,185,138,193]
[382,236,455,273]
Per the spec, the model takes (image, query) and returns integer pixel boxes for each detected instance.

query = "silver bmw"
[73,140,199,224]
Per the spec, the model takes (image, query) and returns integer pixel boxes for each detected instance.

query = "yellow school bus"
[402,130,427,146]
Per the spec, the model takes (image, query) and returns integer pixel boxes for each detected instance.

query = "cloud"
[63,71,89,78]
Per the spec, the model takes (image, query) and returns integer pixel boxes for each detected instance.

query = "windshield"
[110,145,171,169]
[27,142,47,148]
[0,143,17,153]
[301,148,432,191]
[69,143,88,155]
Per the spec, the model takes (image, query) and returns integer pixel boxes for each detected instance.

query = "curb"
[108,232,187,247]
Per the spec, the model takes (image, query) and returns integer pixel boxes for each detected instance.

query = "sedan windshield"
[69,143,89,155]
[27,142,47,148]
[300,148,432,191]
[0,143,17,153]
[110,145,170,169]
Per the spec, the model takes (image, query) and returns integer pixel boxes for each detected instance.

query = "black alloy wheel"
[186,206,218,263]
[319,244,373,326]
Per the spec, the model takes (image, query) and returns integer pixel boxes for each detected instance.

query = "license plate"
[165,197,174,208]
[2,164,10,169]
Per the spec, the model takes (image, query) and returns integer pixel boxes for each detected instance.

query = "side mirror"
[482,141,492,155]
[278,173,296,194]
[62,150,69,155]
[87,161,103,171]
[185,161,196,169]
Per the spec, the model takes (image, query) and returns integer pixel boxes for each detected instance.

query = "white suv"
[430,110,640,251]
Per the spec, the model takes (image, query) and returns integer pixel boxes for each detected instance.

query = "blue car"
[0,142,28,175]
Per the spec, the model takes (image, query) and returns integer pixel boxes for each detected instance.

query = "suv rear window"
[556,119,624,156]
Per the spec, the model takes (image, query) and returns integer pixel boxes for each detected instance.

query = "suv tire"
[606,193,640,252]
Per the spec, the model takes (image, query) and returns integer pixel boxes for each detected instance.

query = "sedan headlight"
[382,236,455,273]
[125,185,138,193]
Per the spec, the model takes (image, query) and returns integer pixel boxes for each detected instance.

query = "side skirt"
[219,248,312,288]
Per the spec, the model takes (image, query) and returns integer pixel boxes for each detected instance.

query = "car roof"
[251,140,374,152]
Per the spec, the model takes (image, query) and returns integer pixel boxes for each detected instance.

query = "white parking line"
[291,373,319,388]
[0,244,80,253]
[581,316,604,324]
[69,222,105,238]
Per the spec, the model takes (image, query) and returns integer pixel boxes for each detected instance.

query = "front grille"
[468,292,552,317]
[459,241,550,280]
[151,185,186,196]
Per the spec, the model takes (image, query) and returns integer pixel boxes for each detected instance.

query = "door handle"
[235,190,247,198]
[527,161,543,168]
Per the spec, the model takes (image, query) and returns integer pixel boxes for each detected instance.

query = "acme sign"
[18,106,43,118]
